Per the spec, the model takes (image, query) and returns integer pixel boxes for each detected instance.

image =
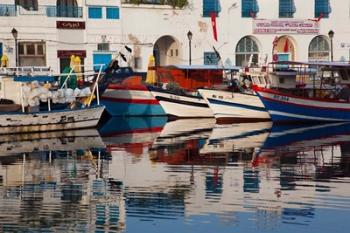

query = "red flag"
[283,39,289,52]
[210,12,218,41]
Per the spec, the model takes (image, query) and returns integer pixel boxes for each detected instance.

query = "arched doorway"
[235,36,260,67]
[272,36,296,61]
[308,35,330,61]
[153,36,181,66]
[56,0,78,17]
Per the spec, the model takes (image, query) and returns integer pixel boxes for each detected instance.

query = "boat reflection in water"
[258,122,350,178]
[200,122,273,155]
[0,129,105,155]
[0,120,350,232]
[99,116,168,154]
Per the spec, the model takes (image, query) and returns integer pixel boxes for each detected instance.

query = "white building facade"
[0,0,349,73]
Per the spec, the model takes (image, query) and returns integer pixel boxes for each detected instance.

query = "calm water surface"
[0,118,349,233]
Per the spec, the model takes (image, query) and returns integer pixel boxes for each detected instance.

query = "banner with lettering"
[253,19,319,34]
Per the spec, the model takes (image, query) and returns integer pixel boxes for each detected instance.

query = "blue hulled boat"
[254,61,350,123]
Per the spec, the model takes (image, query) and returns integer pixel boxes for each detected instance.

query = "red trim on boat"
[259,92,350,111]
[107,84,149,91]
[254,86,350,103]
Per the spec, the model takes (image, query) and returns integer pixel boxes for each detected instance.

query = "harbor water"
[0,118,349,233]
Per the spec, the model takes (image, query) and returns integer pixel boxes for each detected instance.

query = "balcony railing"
[46,6,83,18]
[0,5,83,18]
[18,5,47,16]
[122,0,188,8]
[0,4,16,16]
[123,0,166,4]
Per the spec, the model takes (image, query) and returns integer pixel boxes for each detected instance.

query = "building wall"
[0,0,349,72]
[119,0,350,70]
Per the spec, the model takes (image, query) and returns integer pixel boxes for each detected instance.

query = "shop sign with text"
[57,21,85,29]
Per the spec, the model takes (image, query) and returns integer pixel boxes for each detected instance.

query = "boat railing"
[59,64,105,107]
[0,66,53,76]
[14,64,105,113]
[271,85,350,101]
[59,64,105,87]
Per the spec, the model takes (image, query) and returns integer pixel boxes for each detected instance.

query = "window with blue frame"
[315,0,331,18]
[204,52,219,65]
[88,7,102,19]
[106,7,119,19]
[203,0,221,17]
[241,0,259,18]
[279,0,295,18]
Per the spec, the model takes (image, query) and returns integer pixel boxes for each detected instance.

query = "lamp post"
[328,30,334,62]
[187,30,193,66]
[11,28,18,67]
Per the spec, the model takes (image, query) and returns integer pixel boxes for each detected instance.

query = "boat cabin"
[266,61,350,100]
[269,69,298,89]
[241,67,271,89]
[154,65,240,91]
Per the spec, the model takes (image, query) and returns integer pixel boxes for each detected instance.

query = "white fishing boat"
[148,85,213,118]
[198,89,270,123]
[0,66,105,134]
[147,65,240,118]
[198,68,270,123]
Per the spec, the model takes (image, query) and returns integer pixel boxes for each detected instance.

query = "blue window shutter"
[279,0,295,18]
[242,0,259,18]
[93,54,112,71]
[88,7,102,19]
[0,43,3,58]
[106,7,119,19]
[315,0,331,18]
[203,0,221,17]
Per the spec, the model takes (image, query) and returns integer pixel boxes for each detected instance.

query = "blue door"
[277,53,290,61]
[277,53,290,69]
[93,53,112,71]
[0,43,3,58]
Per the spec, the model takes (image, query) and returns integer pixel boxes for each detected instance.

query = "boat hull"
[148,86,213,118]
[0,105,105,134]
[101,85,165,116]
[198,89,270,123]
[256,87,350,122]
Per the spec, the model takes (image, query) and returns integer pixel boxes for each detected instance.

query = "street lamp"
[11,28,18,67]
[187,30,193,65]
[328,30,334,62]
